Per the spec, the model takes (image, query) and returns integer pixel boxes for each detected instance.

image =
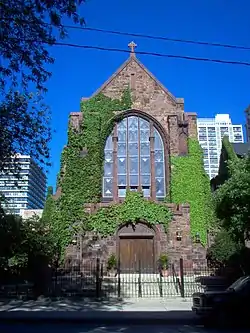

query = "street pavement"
[0,323,249,333]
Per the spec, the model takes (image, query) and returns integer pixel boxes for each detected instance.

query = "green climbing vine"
[170,138,215,244]
[84,191,172,236]
[43,88,214,250]
[221,136,237,161]
[42,186,55,223]
[216,136,237,183]
[52,90,132,247]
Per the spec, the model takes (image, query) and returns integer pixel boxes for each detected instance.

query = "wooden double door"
[119,237,155,273]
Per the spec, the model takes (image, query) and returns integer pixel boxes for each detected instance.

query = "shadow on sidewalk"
[0,295,192,312]
[0,296,132,312]
[0,309,197,325]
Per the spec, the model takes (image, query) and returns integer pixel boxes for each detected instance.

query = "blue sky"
[44,0,250,190]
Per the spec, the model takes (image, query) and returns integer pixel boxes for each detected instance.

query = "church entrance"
[119,237,154,273]
[118,223,155,273]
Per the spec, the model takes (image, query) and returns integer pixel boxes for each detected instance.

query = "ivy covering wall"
[216,136,237,183]
[221,136,237,161]
[42,186,55,223]
[54,90,133,247]
[170,139,214,244]
[83,191,172,236]
[44,90,214,248]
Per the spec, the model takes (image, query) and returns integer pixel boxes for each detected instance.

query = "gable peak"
[83,43,178,104]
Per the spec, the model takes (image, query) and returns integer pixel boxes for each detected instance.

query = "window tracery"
[103,115,166,199]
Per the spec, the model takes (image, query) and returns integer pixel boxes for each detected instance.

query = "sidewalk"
[0,297,197,324]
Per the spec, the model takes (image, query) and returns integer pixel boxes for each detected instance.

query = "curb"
[0,311,198,325]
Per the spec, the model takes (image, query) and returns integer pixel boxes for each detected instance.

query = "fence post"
[138,260,142,297]
[118,258,121,298]
[96,258,101,298]
[159,271,163,297]
[180,258,185,298]
[52,266,57,297]
[100,263,103,278]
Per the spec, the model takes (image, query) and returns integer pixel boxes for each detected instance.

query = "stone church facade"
[59,43,207,272]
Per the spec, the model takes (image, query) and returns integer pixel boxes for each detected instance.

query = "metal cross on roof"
[128,41,137,54]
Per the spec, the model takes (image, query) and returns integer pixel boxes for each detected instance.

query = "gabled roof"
[87,52,178,104]
[211,141,250,191]
[232,142,250,157]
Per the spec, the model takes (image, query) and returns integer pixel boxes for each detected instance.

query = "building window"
[103,115,166,199]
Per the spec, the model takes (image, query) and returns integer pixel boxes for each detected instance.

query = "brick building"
[58,43,207,272]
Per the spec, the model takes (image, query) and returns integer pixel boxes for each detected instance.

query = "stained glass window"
[154,129,165,198]
[103,131,114,197]
[102,116,166,199]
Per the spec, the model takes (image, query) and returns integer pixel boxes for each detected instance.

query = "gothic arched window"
[103,115,166,200]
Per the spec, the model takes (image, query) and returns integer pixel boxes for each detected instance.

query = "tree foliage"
[214,155,250,244]
[207,228,250,279]
[215,136,238,185]
[0,209,23,268]
[207,140,250,275]
[0,91,51,170]
[0,209,59,277]
[41,186,64,262]
[1,0,85,92]
[207,229,240,265]
[0,0,85,172]
[42,186,55,223]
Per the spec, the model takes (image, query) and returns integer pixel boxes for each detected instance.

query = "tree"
[42,186,55,222]
[207,229,240,266]
[0,209,23,270]
[214,155,250,244]
[0,210,60,279]
[41,186,63,264]
[206,228,250,282]
[0,91,51,170]
[0,0,85,172]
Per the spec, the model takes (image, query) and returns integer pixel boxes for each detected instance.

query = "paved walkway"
[0,297,195,324]
[0,297,192,312]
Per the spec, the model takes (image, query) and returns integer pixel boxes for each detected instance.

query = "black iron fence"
[0,259,214,299]
[47,258,213,298]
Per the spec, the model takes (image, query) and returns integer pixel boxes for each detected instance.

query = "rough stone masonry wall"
[65,203,207,271]
[69,56,198,154]
[62,57,204,270]
[102,58,180,117]
[165,204,206,271]
[166,204,194,269]
[82,58,198,156]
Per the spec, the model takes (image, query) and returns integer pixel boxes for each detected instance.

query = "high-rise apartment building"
[0,155,47,215]
[197,114,244,179]
[245,105,250,143]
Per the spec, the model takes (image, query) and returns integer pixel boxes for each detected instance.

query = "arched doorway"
[118,223,155,273]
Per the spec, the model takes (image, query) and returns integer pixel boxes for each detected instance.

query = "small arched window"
[103,115,166,200]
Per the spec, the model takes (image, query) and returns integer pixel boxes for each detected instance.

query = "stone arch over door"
[117,222,156,273]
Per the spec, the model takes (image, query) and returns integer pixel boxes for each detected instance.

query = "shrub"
[107,253,117,270]
[159,253,169,270]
